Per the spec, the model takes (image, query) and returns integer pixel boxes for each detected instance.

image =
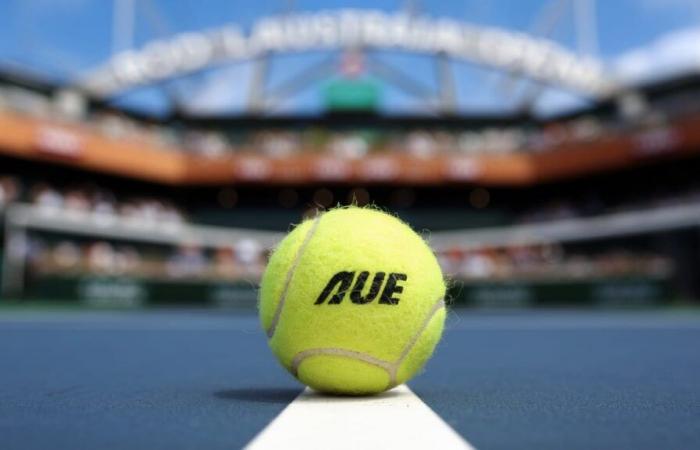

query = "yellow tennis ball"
[259,206,446,395]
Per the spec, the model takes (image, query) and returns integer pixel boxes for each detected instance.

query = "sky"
[0,0,699,117]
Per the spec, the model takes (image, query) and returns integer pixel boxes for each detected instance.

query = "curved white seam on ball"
[289,297,446,388]
[387,297,446,386]
[266,213,323,339]
[290,347,393,376]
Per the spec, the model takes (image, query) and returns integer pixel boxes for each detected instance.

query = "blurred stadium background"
[1,0,700,310]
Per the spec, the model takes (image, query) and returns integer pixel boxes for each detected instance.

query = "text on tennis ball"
[314,271,408,305]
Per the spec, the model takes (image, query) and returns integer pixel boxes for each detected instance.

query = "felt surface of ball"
[259,206,446,395]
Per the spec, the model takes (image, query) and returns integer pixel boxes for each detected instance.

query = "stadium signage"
[35,126,83,158]
[633,127,681,155]
[83,9,614,98]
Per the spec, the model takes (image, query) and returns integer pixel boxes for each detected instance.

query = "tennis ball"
[259,206,446,395]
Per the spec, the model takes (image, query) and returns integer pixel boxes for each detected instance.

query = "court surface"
[1,308,699,450]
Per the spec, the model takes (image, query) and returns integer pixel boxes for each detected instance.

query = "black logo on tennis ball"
[314,271,407,305]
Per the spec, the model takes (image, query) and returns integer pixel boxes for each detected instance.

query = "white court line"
[245,384,474,450]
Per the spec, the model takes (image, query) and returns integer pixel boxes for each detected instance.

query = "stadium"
[1,1,700,449]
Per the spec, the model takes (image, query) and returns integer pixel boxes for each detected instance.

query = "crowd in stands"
[438,244,673,282]
[0,174,263,283]
[2,79,688,160]
[2,73,699,301]
[29,239,265,282]
[241,118,611,159]
[0,175,185,224]
[27,237,672,284]
[2,171,694,284]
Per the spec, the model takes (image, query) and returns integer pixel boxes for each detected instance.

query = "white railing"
[0,203,283,297]
[430,203,700,250]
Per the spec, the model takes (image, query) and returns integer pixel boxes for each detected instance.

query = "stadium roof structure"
[78,7,621,117]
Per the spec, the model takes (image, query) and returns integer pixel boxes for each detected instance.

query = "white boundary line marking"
[245,384,474,450]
